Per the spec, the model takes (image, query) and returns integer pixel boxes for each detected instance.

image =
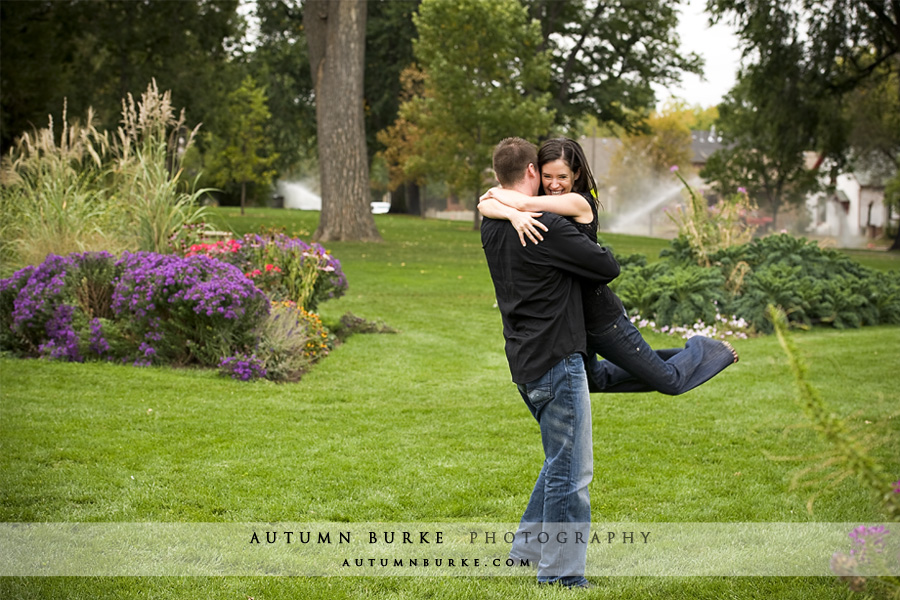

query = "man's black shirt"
[481,212,621,384]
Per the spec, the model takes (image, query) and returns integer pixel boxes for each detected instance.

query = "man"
[480,137,621,588]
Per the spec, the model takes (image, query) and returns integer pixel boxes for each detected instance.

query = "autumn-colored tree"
[607,106,695,214]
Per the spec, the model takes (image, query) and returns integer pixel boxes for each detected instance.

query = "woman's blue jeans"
[586,313,735,395]
[510,353,592,587]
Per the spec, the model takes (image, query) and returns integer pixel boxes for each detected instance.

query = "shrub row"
[610,234,900,333]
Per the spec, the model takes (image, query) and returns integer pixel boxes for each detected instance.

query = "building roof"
[691,129,725,164]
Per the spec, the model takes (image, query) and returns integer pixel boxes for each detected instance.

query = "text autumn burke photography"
[248,529,652,545]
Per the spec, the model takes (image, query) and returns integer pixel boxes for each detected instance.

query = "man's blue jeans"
[586,313,735,395]
[510,353,592,587]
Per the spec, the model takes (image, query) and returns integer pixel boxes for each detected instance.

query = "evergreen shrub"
[613,233,900,333]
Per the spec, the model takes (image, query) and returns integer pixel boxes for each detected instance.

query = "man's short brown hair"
[492,137,538,187]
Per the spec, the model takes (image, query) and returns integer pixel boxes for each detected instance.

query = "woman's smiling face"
[541,159,578,195]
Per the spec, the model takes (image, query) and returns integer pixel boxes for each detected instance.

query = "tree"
[608,106,695,213]
[701,60,821,230]
[523,0,703,131]
[205,77,279,215]
[375,65,428,216]
[710,0,900,246]
[247,0,317,176]
[384,0,555,229]
[364,0,421,160]
[697,3,824,229]
[0,0,243,151]
[304,0,381,242]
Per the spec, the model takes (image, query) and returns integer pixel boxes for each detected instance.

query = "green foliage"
[391,0,554,203]
[523,0,703,131]
[203,76,279,209]
[246,0,317,174]
[612,262,726,328]
[0,0,243,151]
[617,233,900,333]
[0,82,213,274]
[707,1,900,235]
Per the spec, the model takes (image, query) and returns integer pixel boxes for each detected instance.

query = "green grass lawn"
[2,208,898,598]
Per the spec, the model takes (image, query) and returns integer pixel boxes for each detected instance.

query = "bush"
[612,262,726,328]
[256,301,336,382]
[110,252,270,366]
[184,232,347,311]
[0,251,270,368]
[617,233,900,334]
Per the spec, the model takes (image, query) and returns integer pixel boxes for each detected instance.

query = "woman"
[478,137,737,395]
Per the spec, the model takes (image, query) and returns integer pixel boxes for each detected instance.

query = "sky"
[653,0,744,109]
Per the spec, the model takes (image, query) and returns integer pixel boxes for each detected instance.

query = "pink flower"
[670,165,679,173]
[737,186,747,194]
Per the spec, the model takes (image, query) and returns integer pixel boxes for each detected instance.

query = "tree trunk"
[240,181,246,216]
[471,191,480,230]
[890,224,900,251]
[407,181,422,217]
[305,0,381,242]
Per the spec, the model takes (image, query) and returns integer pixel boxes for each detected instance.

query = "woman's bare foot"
[722,341,739,364]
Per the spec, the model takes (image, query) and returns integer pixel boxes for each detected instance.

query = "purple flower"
[218,353,267,381]
[88,318,111,357]
[848,525,890,564]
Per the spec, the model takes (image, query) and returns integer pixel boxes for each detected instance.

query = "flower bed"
[0,236,348,381]
[184,232,347,311]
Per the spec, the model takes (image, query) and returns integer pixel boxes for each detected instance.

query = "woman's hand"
[479,187,500,204]
[508,210,547,246]
[479,187,548,246]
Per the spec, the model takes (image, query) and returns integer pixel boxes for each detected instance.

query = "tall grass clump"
[0,102,121,271]
[666,166,758,268]
[111,80,211,253]
[0,81,212,276]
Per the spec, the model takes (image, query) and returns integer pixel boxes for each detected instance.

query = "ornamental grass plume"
[0,81,212,276]
[667,168,758,268]
[768,305,900,521]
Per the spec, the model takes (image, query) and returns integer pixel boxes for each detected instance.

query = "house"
[808,160,897,242]
[690,129,725,170]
